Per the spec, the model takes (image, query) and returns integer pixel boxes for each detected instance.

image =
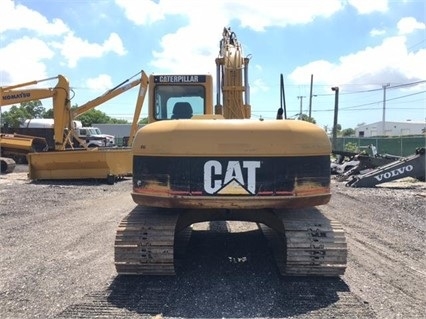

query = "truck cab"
[76,127,115,148]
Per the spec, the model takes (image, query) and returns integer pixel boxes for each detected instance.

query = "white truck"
[17,119,115,149]
[75,126,115,148]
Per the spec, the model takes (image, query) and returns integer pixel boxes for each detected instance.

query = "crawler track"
[0,157,16,174]
[261,208,347,276]
[114,206,179,275]
[115,206,346,277]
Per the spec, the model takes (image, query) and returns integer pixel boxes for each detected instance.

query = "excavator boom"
[1,75,72,151]
[1,76,67,172]
[215,27,251,119]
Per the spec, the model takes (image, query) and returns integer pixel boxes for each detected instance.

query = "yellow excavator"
[0,75,66,173]
[0,75,73,148]
[1,71,149,182]
[114,28,347,276]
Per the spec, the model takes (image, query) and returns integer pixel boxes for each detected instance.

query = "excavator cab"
[148,74,214,122]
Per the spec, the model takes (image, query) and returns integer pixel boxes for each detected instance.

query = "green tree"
[109,117,128,124]
[139,118,148,124]
[73,108,128,126]
[1,101,47,127]
[43,108,54,118]
[341,128,355,136]
[299,113,316,124]
[75,109,112,126]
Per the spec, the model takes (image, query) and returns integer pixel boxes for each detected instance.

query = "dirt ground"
[0,166,425,319]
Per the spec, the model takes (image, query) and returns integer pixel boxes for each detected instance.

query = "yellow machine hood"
[133,119,331,157]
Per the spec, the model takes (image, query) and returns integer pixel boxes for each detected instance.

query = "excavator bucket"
[27,148,132,184]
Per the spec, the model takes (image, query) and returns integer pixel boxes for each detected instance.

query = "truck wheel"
[106,174,116,185]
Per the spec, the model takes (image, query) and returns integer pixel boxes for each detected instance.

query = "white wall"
[355,121,425,137]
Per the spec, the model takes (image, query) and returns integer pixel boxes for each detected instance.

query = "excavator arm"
[215,27,251,119]
[0,76,68,107]
[72,71,148,118]
[346,148,425,187]
[68,70,148,148]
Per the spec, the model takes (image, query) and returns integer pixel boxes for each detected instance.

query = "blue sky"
[0,0,425,131]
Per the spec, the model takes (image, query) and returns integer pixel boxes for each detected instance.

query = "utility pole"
[297,96,306,119]
[382,83,390,136]
[331,87,339,150]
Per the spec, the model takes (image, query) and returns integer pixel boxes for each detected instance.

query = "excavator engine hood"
[131,119,332,209]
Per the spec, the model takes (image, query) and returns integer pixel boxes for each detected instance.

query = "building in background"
[355,121,426,137]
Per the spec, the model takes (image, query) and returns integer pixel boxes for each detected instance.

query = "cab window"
[154,85,205,120]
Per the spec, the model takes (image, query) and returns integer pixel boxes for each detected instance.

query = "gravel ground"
[0,166,425,319]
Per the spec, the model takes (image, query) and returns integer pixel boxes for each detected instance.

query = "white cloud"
[397,17,425,35]
[51,32,127,68]
[125,0,343,75]
[289,36,426,90]
[114,0,166,25]
[0,37,54,85]
[85,74,113,91]
[0,0,69,36]
[370,28,386,37]
[250,78,270,95]
[0,0,127,82]
[116,0,343,31]
[104,33,127,56]
[228,0,343,31]
[348,0,388,14]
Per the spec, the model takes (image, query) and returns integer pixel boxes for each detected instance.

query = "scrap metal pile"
[331,146,425,187]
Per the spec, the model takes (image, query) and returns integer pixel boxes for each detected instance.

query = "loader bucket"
[0,133,48,154]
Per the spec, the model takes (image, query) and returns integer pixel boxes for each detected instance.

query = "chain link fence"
[334,135,426,157]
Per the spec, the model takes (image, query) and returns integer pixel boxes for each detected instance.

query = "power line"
[341,90,426,110]
[313,80,426,97]
[407,39,426,51]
